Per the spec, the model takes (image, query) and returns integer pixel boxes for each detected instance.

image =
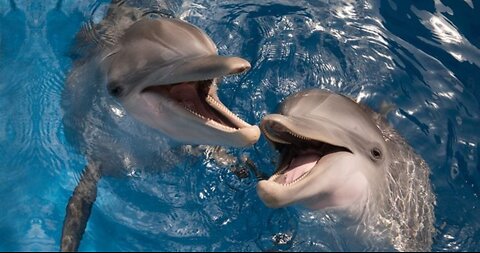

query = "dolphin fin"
[61,163,101,252]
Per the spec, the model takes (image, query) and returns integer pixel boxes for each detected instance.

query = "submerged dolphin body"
[61,2,259,251]
[257,89,435,251]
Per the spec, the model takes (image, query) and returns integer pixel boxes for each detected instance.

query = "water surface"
[0,0,479,251]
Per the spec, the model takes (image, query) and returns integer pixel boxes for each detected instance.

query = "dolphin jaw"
[260,118,352,187]
[141,79,254,132]
[131,78,260,147]
[205,92,252,129]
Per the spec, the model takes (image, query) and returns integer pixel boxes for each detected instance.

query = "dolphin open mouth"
[261,121,351,186]
[142,79,252,131]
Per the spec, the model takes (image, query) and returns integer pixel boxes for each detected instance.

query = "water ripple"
[0,0,479,251]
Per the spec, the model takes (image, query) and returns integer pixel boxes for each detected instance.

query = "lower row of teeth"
[184,107,206,120]
[273,169,311,186]
[206,95,247,127]
[184,105,237,131]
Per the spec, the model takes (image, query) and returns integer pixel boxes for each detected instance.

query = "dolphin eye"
[370,147,383,161]
[108,81,124,97]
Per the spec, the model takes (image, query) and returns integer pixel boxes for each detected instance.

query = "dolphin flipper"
[61,163,101,252]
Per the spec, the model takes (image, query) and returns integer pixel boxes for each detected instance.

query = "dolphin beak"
[261,114,351,150]
[257,180,295,208]
[142,55,251,87]
[229,125,261,147]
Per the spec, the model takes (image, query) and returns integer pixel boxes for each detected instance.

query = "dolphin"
[256,89,435,251]
[101,18,260,147]
[60,3,259,252]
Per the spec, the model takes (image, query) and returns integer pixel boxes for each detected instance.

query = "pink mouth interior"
[142,81,238,128]
[169,82,214,118]
[274,153,321,184]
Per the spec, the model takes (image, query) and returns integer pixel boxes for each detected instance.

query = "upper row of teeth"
[261,126,290,144]
[262,124,312,144]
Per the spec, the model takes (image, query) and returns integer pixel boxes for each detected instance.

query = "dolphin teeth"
[206,95,250,128]
[184,107,207,120]
[208,118,237,132]
[289,130,310,141]
[261,125,291,144]
[261,123,312,144]
[184,105,238,131]
[270,160,317,186]
[206,95,227,113]
[283,168,313,186]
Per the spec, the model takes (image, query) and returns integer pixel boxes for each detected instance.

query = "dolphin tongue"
[275,153,320,184]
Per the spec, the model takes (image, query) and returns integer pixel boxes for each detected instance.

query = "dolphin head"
[257,89,389,211]
[101,18,260,147]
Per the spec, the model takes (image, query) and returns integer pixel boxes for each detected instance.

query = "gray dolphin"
[101,17,260,147]
[60,4,259,252]
[257,89,435,251]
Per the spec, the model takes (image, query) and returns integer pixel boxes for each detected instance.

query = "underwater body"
[0,0,479,251]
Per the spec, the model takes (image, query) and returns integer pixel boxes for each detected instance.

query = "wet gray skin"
[101,18,260,147]
[257,89,435,251]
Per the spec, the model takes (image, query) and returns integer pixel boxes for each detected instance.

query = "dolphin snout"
[256,180,291,208]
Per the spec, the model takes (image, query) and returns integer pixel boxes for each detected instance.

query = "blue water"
[0,0,479,251]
